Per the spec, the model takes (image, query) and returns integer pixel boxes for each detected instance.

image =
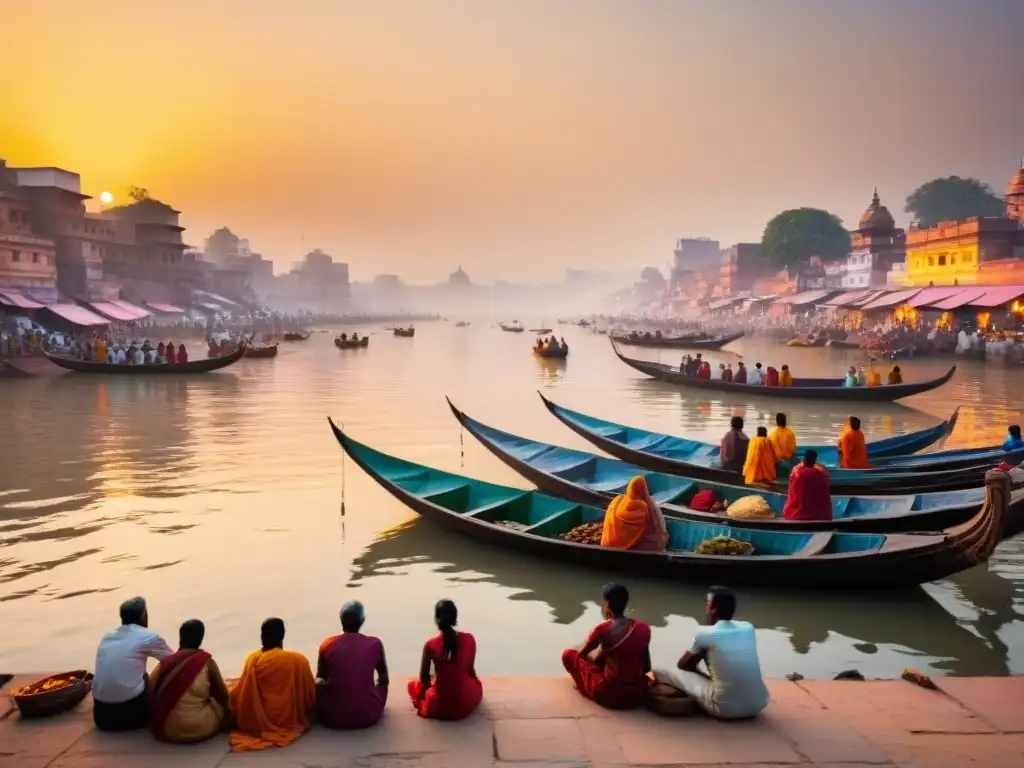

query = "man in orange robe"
[229,618,316,752]
[838,416,869,469]
[742,427,777,485]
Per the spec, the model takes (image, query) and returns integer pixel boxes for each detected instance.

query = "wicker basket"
[647,683,699,717]
[10,671,93,718]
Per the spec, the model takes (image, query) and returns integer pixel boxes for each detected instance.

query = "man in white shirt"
[93,596,173,731]
[747,363,765,386]
[713,363,725,381]
[653,586,769,719]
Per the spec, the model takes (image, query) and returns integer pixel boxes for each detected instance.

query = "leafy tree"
[639,266,665,287]
[127,185,150,202]
[760,208,851,272]
[905,176,1005,227]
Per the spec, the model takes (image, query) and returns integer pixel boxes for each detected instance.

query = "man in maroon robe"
[783,450,833,522]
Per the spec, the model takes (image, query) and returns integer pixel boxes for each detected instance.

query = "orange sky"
[2,0,1022,282]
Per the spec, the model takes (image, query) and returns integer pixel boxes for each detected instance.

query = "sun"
[100,191,114,204]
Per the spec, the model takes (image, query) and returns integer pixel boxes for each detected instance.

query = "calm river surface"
[1,324,1022,678]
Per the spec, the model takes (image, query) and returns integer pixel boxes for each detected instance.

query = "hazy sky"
[2,0,1022,282]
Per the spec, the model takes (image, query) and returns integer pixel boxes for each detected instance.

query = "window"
[938,254,946,266]
[927,256,935,267]
[12,250,20,262]
[951,255,958,265]
[32,252,39,263]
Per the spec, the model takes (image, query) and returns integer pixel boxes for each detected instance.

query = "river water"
[1,324,1021,678]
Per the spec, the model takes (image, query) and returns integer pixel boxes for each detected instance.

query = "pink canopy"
[146,302,185,314]
[823,290,871,307]
[860,289,922,311]
[908,287,964,308]
[929,288,989,311]
[0,289,45,310]
[968,285,1024,309]
[90,302,142,322]
[46,304,109,326]
[110,299,151,319]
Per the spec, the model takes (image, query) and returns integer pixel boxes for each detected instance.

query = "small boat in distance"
[610,330,744,350]
[610,341,956,401]
[335,336,369,349]
[244,343,279,358]
[455,321,470,327]
[534,342,568,359]
[529,327,552,334]
[500,322,525,333]
[394,327,415,337]
[327,419,1011,589]
[282,331,311,341]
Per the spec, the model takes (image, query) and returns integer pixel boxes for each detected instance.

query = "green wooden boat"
[327,418,1010,589]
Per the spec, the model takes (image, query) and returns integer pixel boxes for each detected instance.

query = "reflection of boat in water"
[348,516,1012,675]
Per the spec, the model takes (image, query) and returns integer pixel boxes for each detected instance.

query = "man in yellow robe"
[768,413,796,462]
[743,427,777,485]
[229,618,316,752]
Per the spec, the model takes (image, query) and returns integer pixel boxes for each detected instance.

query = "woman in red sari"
[561,583,651,709]
[165,342,177,364]
[408,599,482,720]
[149,619,231,743]
[177,343,188,363]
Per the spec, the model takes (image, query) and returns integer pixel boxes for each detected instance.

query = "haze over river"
[2,324,1022,678]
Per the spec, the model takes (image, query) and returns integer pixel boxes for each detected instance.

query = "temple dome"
[858,189,895,231]
[1008,161,1024,196]
[448,264,471,286]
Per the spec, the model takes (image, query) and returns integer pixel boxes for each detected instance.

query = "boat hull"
[394,328,415,337]
[534,347,569,359]
[611,342,956,401]
[244,344,279,358]
[610,331,744,349]
[329,419,1010,589]
[335,337,369,349]
[282,332,311,341]
[44,344,245,374]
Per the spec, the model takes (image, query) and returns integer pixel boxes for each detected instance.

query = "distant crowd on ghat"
[86,590,767,751]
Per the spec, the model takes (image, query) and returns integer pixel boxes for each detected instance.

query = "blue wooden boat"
[539,394,1020,494]
[327,418,1010,589]
[447,399,1011,534]
[612,341,957,401]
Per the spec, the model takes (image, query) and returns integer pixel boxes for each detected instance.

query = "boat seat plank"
[793,532,834,557]
[523,507,580,534]
[462,492,532,519]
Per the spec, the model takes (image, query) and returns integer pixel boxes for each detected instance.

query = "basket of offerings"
[693,536,755,556]
[10,670,93,718]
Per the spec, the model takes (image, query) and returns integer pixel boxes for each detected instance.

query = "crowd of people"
[843,364,903,387]
[65,337,189,365]
[680,355,794,386]
[88,590,766,751]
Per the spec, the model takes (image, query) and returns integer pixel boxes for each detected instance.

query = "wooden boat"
[610,331,744,350]
[539,395,1010,494]
[327,419,1011,588]
[500,323,525,333]
[244,343,279,358]
[394,327,415,337]
[611,342,956,401]
[44,342,246,374]
[335,336,369,349]
[825,339,861,349]
[455,321,470,327]
[447,399,1017,534]
[533,343,569,359]
[529,327,553,334]
[283,331,311,341]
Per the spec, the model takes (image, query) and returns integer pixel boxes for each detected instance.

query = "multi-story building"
[201,227,275,298]
[843,190,906,289]
[670,237,720,292]
[717,243,771,295]
[12,165,110,299]
[0,161,58,302]
[279,249,350,307]
[1007,161,1024,222]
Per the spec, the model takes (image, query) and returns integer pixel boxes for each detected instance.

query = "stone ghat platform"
[1,674,1022,767]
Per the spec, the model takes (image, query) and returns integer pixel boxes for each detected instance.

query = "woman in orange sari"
[601,476,669,552]
[561,582,651,709]
[408,599,482,720]
[742,426,778,485]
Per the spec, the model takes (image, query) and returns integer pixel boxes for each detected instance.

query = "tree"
[127,185,150,202]
[760,207,851,272]
[905,176,1005,227]
[639,266,665,287]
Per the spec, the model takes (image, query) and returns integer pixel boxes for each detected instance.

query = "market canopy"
[775,289,831,306]
[860,289,922,311]
[145,302,185,314]
[907,287,964,308]
[708,296,746,310]
[45,304,109,326]
[90,301,148,322]
[110,299,151,319]
[929,288,989,311]
[966,285,1024,309]
[823,290,872,307]
[0,289,45,310]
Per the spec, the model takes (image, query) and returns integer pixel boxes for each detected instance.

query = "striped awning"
[966,285,1024,309]
[860,289,922,311]
[0,289,45,310]
[45,304,110,326]
[908,287,964,308]
[929,288,989,311]
[146,302,185,314]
